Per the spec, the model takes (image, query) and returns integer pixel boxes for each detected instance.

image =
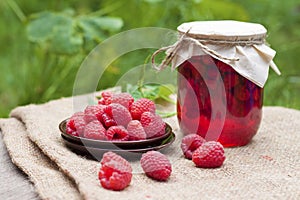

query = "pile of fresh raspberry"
[181,134,226,168]
[66,91,166,141]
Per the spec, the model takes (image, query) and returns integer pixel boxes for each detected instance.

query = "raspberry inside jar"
[177,55,263,147]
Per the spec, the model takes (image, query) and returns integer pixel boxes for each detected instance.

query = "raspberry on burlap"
[98,152,132,191]
[181,134,206,160]
[140,151,172,181]
[192,141,225,168]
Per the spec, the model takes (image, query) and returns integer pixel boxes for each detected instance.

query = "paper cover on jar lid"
[177,20,267,40]
[152,20,281,87]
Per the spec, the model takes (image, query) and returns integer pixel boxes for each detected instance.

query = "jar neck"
[178,32,266,46]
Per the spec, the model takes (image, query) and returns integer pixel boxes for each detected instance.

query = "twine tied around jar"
[151,28,266,71]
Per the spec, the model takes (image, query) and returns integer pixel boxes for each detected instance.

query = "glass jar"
[163,21,281,147]
[177,54,263,147]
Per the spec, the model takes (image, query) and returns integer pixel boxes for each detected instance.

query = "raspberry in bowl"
[59,92,175,152]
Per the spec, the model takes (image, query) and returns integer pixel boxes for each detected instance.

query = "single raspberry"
[83,120,107,140]
[181,134,206,160]
[101,106,117,128]
[222,73,239,89]
[235,85,251,101]
[130,98,156,120]
[127,120,147,141]
[110,103,132,127]
[102,114,117,128]
[227,97,250,117]
[98,152,132,191]
[192,141,226,168]
[83,104,106,123]
[66,112,86,137]
[140,112,166,138]
[111,93,134,110]
[140,151,172,181]
[98,91,113,105]
[106,125,129,141]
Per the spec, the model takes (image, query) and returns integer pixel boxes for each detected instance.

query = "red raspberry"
[66,112,86,137]
[98,91,113,105]
[111,93,134,110]
[235,85,250,101]
[181,134,206,160]
[127,120,147,141]
[110,103,132,127]
[98,152,132,191]
[140,112,166,138]
[140,151,172,181]
[130,98,156,120]
[101,106,117,128]
[83,105,106,123]
[106,125,129,141]
[83,120,107,140]
[101,114,117,128]
[227,97,250,117]
[222,73,239,89]
[192,141,226,168]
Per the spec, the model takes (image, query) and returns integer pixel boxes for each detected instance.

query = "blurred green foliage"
[0,0,299,117]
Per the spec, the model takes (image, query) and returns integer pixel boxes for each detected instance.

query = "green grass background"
[0,0,299,117]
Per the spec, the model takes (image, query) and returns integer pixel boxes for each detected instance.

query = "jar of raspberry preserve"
[153,21,280,147]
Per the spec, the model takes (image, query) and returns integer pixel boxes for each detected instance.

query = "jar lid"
[177,20,267,42]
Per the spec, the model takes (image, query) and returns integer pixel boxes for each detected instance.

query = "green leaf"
[126,83,176,103]
[27,12,56,42]
[50,25,83,54]
[27,11,123,54]
[78,16,123,38]
[77,16,123,51]
[156,110,177,118]
[27,11,82,54]
[140,84,160,101]
[158,84,176,103]
[27,11,70,42]
[126,84,143,100]
[92,17,123,32]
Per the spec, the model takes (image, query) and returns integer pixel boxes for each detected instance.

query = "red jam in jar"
[151,21,280,147]
[177,55,263,147]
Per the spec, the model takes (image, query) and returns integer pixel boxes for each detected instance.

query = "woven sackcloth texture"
[0,119,38,200]
[0,118,81,200]
[0,93,299,200]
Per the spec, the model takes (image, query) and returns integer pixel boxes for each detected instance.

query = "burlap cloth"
[0,93,299,200]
